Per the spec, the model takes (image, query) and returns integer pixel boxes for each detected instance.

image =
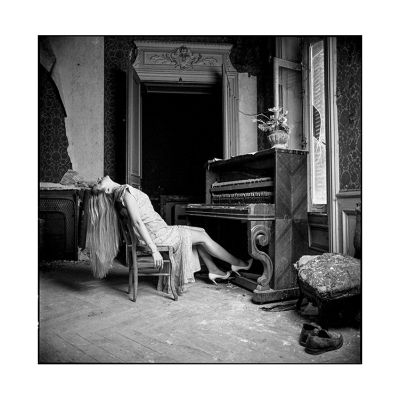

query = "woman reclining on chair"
[87,176,252,294]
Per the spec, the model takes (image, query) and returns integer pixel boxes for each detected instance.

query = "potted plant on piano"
[254,107,290,149]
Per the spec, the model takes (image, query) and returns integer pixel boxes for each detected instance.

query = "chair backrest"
[115,202,171,254]
[116,205,137,248]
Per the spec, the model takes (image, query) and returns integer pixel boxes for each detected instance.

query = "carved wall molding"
[146,46,219,70]
[336,190,361,199]
[337,193,361,256]
[341,208,357,256]
[132,40,237,81]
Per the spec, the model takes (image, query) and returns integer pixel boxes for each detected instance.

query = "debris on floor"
[259,299,298,312]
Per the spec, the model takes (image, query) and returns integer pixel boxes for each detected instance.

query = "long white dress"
[114,184,201,294]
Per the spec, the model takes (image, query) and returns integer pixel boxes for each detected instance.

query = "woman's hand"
[152,250,164,269]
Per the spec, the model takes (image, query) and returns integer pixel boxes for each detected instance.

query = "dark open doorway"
[141,83,222,218]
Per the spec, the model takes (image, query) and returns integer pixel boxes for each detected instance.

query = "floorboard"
[39,261,361,364]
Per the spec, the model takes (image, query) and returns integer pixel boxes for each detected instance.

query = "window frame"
[302,37,340,251]
[303,37,329,214]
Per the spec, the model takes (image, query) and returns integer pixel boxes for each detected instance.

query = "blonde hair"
[86,191,120,278]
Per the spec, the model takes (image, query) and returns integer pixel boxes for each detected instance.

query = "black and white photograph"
[3,1,400,399]
[37,34,361,364]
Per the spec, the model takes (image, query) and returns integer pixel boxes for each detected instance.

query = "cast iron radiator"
[39,190,79,260]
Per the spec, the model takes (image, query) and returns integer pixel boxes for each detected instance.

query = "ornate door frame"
[129,40,239,165]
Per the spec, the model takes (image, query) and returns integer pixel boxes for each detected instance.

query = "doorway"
[141,83,222,217]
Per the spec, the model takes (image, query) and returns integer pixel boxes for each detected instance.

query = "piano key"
[211,177,273,192]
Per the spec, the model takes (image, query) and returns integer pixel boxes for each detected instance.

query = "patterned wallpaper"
[104,36,136,182]
[39,65,72,182]
[336,36,362,191]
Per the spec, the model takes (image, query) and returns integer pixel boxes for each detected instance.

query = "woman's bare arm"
[123,191,163,268]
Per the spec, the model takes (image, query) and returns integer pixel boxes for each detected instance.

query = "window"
[310,40,327,206]
[304,38,328,212]
[273,57,303,150]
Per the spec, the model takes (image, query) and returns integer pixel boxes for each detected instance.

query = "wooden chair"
[117,207,178,302]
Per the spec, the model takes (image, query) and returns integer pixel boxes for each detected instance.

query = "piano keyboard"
[210,177,274,205]
[211,177,273,192]
[186,203,275,220]
[212,191,273,204]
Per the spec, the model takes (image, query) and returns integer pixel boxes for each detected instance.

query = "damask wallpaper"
[39,65,72,182]
[104,36,136,182]
[336,36,362,191]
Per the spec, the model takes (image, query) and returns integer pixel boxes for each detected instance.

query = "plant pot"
[268,130,289,149]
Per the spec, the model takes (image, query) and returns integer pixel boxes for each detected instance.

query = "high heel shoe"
[208,271,232,285]
[231,259,253,276]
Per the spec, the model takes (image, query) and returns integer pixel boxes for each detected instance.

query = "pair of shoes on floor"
[231,259,253,276]
[208,271,232,285]
[299,322,343,354]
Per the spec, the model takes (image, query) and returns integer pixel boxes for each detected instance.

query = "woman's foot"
[231,259,253,276]
[208,271,232,285]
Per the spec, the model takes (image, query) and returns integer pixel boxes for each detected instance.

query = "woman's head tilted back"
[92,175,117,195]
[86,178,120,279]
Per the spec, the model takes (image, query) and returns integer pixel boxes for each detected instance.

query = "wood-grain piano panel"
[187,148,308,304]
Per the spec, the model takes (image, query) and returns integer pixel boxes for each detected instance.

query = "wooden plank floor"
[39,261,361,364]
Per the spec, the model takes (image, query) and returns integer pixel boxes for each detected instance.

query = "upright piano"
[186,148,309,304]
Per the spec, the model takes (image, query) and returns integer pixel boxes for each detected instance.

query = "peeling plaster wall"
[49,36,104,181]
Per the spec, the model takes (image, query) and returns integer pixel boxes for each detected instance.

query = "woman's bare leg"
[187,227,247,267]
[197,246,226,275]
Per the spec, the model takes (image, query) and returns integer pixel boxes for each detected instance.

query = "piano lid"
[207,148,308,169]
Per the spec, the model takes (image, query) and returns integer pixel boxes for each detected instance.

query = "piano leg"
[231,221,273,293]
[230,220,300,304]
[248,221,273,291]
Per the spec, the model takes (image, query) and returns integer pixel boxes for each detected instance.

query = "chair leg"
[318,303,329,329]
[131,247,138,302]
[126,245,134,301]
[157,275,163,292]
[133,270,138,303]
[128,264,134,301]
[296,292,304,310]
[169,260,178,301]
[157,254,169,292]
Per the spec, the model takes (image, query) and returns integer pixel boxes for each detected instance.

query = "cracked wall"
[40,36,104,182]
